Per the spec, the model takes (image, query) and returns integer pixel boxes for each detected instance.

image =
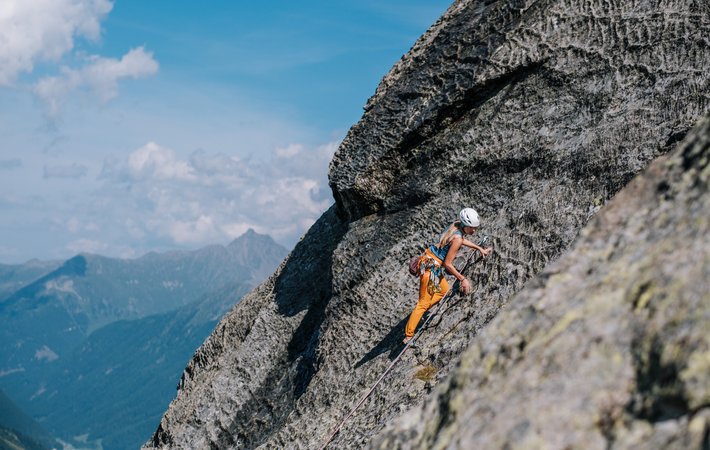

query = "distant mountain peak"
[228,229,279,248]
[58,255,88,277]
[234,228,261,239]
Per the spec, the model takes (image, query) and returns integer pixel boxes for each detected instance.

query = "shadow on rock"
[213,206,348,449]
[355,317,409,368]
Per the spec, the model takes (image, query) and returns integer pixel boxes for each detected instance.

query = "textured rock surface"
[370,112,710,450]
[147,0,710,448]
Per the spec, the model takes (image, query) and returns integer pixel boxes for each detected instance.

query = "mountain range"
[0,229,288,450]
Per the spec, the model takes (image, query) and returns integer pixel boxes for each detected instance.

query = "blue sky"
[0,0,451,264]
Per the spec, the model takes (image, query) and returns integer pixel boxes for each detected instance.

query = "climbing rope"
[317,236,489,450]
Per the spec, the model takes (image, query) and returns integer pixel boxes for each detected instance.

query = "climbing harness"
[421,252,445,294]
[317,236,489,450]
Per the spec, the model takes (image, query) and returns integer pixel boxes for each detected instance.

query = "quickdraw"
[420,254,444,295]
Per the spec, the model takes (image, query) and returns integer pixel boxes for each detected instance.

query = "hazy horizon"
[1,227,286,266]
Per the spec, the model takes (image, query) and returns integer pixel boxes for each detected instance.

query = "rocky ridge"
[148,0,710,448]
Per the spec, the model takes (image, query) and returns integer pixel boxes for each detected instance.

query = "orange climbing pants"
[404,251,449,338]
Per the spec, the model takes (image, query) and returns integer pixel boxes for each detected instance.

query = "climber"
[403,207,492,344]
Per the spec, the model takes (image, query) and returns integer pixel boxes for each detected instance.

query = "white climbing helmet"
[459,208,480,228]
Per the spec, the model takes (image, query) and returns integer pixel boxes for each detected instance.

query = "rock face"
[371,113,710,450]
[148,1,710,449]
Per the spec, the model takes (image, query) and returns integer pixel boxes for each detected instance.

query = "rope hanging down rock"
[318,236,489,450]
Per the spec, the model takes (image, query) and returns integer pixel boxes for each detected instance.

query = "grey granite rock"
[369,110,710,450]
[146,0,710,448]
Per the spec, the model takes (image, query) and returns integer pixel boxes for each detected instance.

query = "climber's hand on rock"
[460,278,472,295]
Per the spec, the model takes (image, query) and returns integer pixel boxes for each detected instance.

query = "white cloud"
[127,141,194,181]
[275,143,303,158]
[65,217,98,233]
[66,238,108,255]
[98,138,340,248]
[0,0,113,85]
[67,217,81,233]
[221,221,265,240]
[34,47,159,119]
[124,218,146,239]
[43,162,88,179]
[169,215,220,244]
[0,0,158,118]
[102,141,196,182]
[189,149,243,175]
